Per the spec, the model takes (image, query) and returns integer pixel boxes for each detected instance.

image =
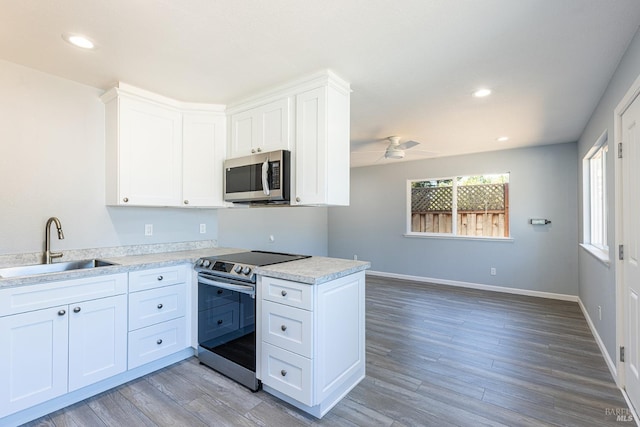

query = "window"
[408,173,510,238]
[583,132,608,253]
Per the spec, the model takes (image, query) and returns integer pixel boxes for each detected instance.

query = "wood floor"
[24,276,630,426]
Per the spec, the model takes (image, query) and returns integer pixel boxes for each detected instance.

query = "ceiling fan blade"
[396,140,420,150]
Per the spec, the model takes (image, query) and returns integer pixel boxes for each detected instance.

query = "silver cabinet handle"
[123,197,129,203]
[257,147,262,152]
[251,149,256,154]
[157,275,163,281]
[217,320,223,325]
[295,197,301,203]
[157,303,163,309]
[281,324,287,332]
[73,307,81,313]
[280,369,287,377]
[156,339,163,345]
[281,290,287,297]
[184,200,189,205]
[58,309,66,316]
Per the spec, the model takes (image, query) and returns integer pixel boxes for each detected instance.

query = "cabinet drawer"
[129,265,188,292]
[129,283,186,331]
[262,342,312,406]
[261,277,312,310]
[0,273,127,316]
[128,317,187,369]
[262,300,312,357]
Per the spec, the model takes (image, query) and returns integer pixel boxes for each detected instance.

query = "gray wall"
[329,142,578,295]
[577,28,640,362]
[217,206,328,256]
[0,59,330,258]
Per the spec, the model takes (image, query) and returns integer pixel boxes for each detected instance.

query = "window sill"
[580,243,610,267]
[404,233,514,243]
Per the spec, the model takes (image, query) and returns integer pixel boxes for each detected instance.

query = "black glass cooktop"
[209,250,310,267]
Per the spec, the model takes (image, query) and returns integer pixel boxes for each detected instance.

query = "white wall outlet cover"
[200,224,206,234]
[144,224,153,236]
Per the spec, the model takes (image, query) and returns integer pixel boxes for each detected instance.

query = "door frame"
[615,72,640,388]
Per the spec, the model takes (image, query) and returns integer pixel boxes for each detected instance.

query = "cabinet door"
[259,97,291,153]
[229,97,291,158]
[229,109,255,158]
[118,97,183,206]
[294,87,328,205]
[68,295,127,391]
[0,306,69,417]
[182,112,226,207]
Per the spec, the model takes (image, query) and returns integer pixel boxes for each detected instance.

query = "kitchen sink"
[0,259,117,278]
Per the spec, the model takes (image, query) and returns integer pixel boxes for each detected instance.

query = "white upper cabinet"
[101,83,226,208]
[182,112,226,207]
[229,97,291,158]
[227,71,351,206]
[293,80,350,206]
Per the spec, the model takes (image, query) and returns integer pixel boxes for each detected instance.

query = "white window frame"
[405,173,511,240]
[581,130,609,264]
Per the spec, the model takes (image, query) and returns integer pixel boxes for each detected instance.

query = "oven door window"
[198,283,256,371]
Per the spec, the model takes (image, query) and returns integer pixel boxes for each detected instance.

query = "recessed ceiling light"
[497,136,509,142]
[62,33,95,49]
[473,88,492,98]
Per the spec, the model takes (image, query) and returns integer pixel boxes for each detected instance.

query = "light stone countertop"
[255,256,370,285]
[0,246,369,289]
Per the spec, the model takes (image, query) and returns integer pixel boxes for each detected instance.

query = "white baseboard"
[366,270,579,302]
[577,298,619,384]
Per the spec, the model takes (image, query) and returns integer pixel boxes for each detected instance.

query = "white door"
[0,306,69,417]
[119,97,183,206]
[68,295,127,391]
[182,112,226,207]
[623,91,640,408]
[259,97,291,153]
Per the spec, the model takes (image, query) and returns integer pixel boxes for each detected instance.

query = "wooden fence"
[411,183,509,237]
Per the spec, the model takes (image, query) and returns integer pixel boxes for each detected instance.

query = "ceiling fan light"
[385,149,405,159]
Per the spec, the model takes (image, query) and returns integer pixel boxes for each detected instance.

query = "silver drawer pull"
[157,275,163,281]
[157,303,163,309]
[157,339,163,345]
[73,307,81,313]
[281,290,287,297]
[280,369,287,377]
[217,320,223,325]
[281,324,287,332]
[58,309,66,316]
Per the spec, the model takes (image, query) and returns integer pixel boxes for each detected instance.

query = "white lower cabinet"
[0,274,128,418]
[128,265,189,369]
[258,271,366,418]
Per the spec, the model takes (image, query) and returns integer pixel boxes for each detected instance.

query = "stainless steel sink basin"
[0,259,117,278]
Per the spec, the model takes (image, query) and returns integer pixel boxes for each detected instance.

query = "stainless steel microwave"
[223,150,290,203]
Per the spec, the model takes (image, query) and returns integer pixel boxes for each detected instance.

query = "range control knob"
[202,260,211,268]
[234,265,243,273]
[242,266,252,275]
[196,259,204,267]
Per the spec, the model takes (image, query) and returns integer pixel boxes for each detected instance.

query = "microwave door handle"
[262,158,270,195]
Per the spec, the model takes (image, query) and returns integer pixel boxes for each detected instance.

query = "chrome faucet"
[44,217,65,264]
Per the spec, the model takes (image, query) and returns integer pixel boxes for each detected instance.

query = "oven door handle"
[198,275,255,297]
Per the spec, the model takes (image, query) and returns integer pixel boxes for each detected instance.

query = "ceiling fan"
[383,136,420,159]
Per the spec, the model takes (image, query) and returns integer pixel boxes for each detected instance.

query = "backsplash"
[0,240,218,268]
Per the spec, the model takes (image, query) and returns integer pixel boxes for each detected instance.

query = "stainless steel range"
[195,250,310,391]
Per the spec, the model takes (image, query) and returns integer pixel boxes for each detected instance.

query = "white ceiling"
[1,0,639,167]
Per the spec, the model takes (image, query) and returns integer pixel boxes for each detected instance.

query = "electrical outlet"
[269,235,275,243]
[598,305,602,321]
[354,254,358,260]
[145,224,153,236]
[490,267,496,276]
[199,224,206,234]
